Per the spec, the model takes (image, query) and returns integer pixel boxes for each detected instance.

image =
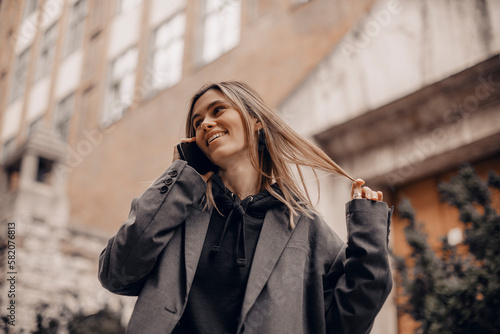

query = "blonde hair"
[186,81,354,228]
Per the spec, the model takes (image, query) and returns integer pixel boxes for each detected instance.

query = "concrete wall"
[281,0,500,137]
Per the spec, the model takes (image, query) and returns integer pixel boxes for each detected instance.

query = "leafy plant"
[393,164,500,334]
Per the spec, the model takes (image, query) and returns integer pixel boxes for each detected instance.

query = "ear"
[253,118,262,132]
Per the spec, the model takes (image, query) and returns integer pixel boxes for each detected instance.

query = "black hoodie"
[175,175,283,334]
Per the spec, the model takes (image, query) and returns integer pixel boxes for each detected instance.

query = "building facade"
[279,0,500,332]
[0,0,499,332]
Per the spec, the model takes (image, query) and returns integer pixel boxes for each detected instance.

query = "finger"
[351,178,365,199]
[174,138,196,162]
[362,186,372,199]
[371,191,378,200]
[377,191,383,201]
[350,178,365,192]
[355,178,365,188]
[351,187,362,199]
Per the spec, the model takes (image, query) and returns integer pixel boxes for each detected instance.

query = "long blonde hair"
[186,81,354,228]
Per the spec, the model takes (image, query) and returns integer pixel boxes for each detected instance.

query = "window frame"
[64,0,88,58]
[115,0,143,15]
[35,21,59,81]
[54,92,75,142]
[199,0,242,65]
[9,47,31,103]
[146,11,186,97]
[101,47,138,126]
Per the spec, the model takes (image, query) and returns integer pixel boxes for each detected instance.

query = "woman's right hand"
[172,137,195,162]
[173,138,214,183]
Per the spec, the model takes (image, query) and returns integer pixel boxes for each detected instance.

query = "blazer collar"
[239,207,300,325]
[184,206,212,293]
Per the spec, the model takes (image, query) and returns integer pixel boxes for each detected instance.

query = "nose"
[201,118,216,131]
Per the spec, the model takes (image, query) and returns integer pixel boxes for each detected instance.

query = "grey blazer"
[98,159,393,334]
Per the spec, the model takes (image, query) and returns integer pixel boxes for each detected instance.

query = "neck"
[219,162,260,200]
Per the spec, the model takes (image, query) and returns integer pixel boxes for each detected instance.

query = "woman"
[99,81,393,334]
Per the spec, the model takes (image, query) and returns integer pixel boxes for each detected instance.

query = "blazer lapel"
[184,206,212,292]
[239,208,300,322]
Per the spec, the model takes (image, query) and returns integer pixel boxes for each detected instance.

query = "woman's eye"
[214,106,224,115]
[194,120,202,129]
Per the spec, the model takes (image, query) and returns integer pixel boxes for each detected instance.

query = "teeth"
[208,132,226,145]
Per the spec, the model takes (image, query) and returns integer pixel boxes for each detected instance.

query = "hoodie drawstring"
[210,174,281,268]
[211,195,251,267]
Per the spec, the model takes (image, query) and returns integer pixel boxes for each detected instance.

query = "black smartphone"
[177,142,218,175]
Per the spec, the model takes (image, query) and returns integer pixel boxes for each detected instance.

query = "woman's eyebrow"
[192,100,226,122]
[206,99,225,112]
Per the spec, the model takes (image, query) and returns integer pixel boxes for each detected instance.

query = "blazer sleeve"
[98,159,207,296]
[324,198,393,334]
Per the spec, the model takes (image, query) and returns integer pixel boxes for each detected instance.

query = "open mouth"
[207,132,227,146]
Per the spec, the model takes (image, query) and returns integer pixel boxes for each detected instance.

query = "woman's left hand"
[351,179,384,201]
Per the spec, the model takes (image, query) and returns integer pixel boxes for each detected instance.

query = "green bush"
[393,164,500,334]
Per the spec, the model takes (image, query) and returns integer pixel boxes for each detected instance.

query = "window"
[35,22,58,81]
[5,159,21,192]
[102,48,138,125]
[147,12,186,94]
[64,0,88,57]
[36,157,53,184]
[23,0,39,19]
[54,93,74,142]
[116,0,142,14]
[9,47,31,103]
[201,0,241,64]
[28,116,44,136]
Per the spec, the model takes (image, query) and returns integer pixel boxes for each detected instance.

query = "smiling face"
[191,89,256,170]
